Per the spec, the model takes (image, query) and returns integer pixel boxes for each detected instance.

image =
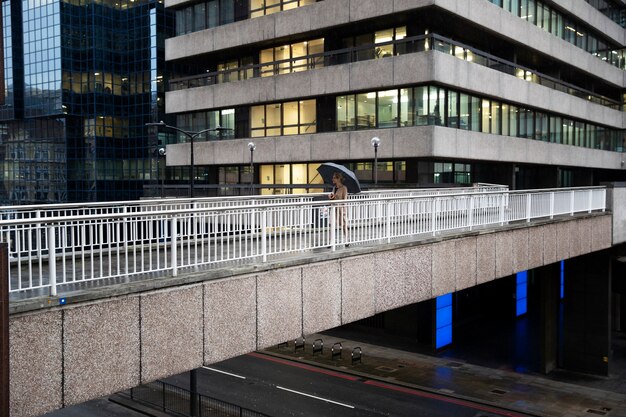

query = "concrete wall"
[165,0,624,87]
[9,214,612,417]
[166,50,624,131]
[165,125,624,171]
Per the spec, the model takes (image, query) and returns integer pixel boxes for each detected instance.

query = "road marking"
[276,386,355,409]
[202,366,246,380]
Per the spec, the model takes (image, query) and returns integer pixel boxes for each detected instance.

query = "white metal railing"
[3,186,604,299]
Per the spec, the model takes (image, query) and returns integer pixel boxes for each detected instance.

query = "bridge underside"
[9,214,611,417]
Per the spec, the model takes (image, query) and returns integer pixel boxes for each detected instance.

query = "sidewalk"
[263,332,626,417]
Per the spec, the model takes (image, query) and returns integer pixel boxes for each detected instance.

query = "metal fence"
[2,186,605,298]
[128,380,269,417]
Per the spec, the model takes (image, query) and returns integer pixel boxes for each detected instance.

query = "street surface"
[164,353,531,417]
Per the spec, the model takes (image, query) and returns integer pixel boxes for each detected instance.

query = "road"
[163,353,531,417]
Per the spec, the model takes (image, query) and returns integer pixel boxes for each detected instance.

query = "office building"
[160,0,626,375]
[163,0,624,196]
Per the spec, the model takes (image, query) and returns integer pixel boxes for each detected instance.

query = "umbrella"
[316,162,362,194]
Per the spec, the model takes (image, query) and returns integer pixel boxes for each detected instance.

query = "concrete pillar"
[562,251,611,376]
[535,263,560,374]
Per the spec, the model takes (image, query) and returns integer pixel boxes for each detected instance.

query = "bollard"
[331,342,342,360]
[294,336,305,353]
[312,338,323,356]
[351,347,362,365]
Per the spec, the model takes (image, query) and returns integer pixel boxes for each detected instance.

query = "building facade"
[162,0,625,196]
[159,0,626,377]
[0,0,173,204]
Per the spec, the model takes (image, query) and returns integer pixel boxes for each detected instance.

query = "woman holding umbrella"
[329,172,349,246]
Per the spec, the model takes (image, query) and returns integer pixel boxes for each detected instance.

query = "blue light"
[436,293,452,309]
[516,271,528,317]
[435,293,453,349]
[59,298,67,305]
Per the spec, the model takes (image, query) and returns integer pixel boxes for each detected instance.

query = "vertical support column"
[562,251,611,376]
[431,198,437,236]
[329,206,336,250]
[0,243,8,417]
[170,217,178,276]
[499,193,505,225]
[48,226,57,296]
[190,369,198,417]
[261,210,267,262]
[468,195,474,231]
[385,201,391,243]
[535,263,560,374]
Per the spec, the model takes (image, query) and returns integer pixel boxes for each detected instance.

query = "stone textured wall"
[9,214,612,417]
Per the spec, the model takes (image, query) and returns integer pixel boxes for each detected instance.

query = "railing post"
[570,190,575,216]
[48,225,57,296]
[526,193,532,222]
[499,194,505,226]
[386,201,391,243]
[261,209,267,262]
[468,195,474,231]
[602,188,606,212]
[431,197,437,236]
[122,206,128,251]
[170,217,178,276]
[550,192,555,219]
[36,210,41,262]
[588,189,593,213]
[330,205,336,250]
[250,208,256,256]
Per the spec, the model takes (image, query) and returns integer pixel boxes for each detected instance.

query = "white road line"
[276,386,355,409]
[201,366,246,379]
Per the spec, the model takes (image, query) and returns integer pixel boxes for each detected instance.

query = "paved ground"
[263,331,626,417]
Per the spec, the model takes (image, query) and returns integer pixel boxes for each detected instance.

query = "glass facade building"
[0,0,173,203]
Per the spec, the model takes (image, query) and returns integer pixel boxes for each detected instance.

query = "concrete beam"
[7,214,613,417]
[166,126,625,171]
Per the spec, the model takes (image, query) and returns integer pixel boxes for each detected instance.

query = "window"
[258,162,323,195]
[337,95,356,131]
[259,38,324,77]
[251,0,316,19]
[447,90,459,128]
[251,100,316,137]
[377,90,398,128]
[356,93,376,129]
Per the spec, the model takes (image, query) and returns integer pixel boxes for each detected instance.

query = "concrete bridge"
[4,185,624,417]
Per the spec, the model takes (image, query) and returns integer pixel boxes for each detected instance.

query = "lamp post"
[371,136,381,185]
[146,121,231,198]
[248,142,256,195]
[157,147,166,198]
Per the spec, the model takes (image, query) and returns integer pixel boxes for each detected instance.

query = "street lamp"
[371,136,381,185]
[146,121,231,198]
[248,142,256,195]
[157,147,166,198]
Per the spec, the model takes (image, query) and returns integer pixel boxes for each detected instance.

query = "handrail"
[0,184,505,217]
[3,186,606,298]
